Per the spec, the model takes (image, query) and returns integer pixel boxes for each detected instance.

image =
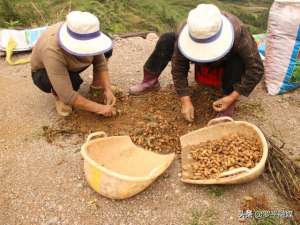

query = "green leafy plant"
[207,186,226,197]
[250,217,291,225]
[4,20,20,28]
[186,209,217,225]
[0,0,272,34]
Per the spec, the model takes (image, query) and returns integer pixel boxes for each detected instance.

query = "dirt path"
[0,36,299,225]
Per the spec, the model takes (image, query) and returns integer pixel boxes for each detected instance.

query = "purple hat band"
[188,21,223,43]
[67,27,101,40]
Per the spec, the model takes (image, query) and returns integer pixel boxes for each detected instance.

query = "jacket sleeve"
[171,41,191,97]
[43,49,78,105]
[93,54,108,74]
[233,26,264,96]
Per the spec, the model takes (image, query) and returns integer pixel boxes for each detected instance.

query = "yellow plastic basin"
[81,132,175,199]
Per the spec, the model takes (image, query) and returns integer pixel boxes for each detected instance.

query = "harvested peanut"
[185,134,263,180]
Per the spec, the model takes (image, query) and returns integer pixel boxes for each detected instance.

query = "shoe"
[129,69,160,95]
[216,102,236,118]
[55,99,72,117]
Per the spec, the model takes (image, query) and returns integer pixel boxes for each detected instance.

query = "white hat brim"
[58,23,112,56]
[178,15,234,63]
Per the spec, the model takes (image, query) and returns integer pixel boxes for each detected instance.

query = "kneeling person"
[130,4,263,121]
[31,11,116,117]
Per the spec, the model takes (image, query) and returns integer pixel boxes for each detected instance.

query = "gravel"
[0,35,299,225]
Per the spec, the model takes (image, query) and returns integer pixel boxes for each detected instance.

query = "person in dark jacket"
[129,4,263,122]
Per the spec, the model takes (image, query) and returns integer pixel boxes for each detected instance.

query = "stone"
[43,217,59,225]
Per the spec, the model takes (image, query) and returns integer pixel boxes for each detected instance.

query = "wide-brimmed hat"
[178,4,234,63]
[58,11,112,56]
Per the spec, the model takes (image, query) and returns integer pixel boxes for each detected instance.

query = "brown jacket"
[171,12,264,97]
[31,23,108,105]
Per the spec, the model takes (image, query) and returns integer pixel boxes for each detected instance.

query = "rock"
[147,122,159,128]
[238,218,246,223]
[146,32,158,41]
[118,131,128,136]
[202,200,210,207]
[243,196,254,201]
[43,216,59,225]
[58,205,63,212]
[76,182,83,188]
[117,109,123,116]
[163,172,170,178]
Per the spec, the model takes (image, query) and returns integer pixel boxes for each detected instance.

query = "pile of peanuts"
[131,119,181,154]
[182,134,262,180]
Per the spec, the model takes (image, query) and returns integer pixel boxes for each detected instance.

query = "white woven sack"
[265,0,300,95]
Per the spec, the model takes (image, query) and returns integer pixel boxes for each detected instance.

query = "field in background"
[0,0,272,34]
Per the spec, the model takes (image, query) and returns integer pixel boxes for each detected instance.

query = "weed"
[0,0,273,34]
[237,101,265,119]
[250,217,289,225]
[207,186,226,197]
[186,209,217,225]
[4,20,20,28]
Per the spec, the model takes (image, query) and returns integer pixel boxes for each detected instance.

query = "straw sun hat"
[58,11,112,56]
[178,4,234,63]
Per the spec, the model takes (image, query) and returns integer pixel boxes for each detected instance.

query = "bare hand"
[96,105,116,117]
[181,96,194,122]
[104,89,116,106]
[213,92,239,112]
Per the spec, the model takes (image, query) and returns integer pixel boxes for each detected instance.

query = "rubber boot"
[216,101,236,118]
[129,69,160,95]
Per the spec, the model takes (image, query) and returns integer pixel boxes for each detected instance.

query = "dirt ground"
[0,35,299,225]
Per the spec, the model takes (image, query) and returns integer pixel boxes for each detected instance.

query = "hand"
[96,104,116,117]
[213,91,240,112]
[104,89,116,106]
[180,96,194,122]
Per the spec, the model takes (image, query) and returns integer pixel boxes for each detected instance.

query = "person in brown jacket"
[129,4,263,122]
[31,11,116,117]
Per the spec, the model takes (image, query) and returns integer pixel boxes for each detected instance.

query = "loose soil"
[45,85,220,154]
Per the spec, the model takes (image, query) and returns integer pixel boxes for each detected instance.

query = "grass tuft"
[0,0,273,34]
[186,209,217,225]
[207,186,226,197]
